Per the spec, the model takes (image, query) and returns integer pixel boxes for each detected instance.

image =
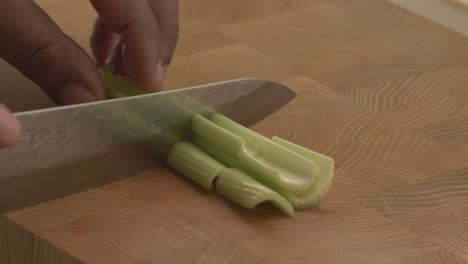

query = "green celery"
[192,136,241,169]
[210,113,267,152]
[105,87,127,99]
[167,141,295,217]
[272,137,335,209]
[194,114,335,210]
[216,168,295,217]
[167,142,224,190]
[99,68,148,97]
[209,113,318,195]
[192,135,294,201]
[192,114,243,158]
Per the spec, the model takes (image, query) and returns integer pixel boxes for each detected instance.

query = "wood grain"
[1,0,468,263]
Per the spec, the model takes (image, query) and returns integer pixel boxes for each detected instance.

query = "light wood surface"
[2,0,468,263]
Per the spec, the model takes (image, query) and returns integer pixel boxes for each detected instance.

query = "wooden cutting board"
[2,0,468,263]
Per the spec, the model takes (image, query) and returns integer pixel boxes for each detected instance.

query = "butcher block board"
[2,0,468,263]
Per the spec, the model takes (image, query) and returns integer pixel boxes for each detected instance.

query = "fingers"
[149,0,179,71]
[90,17,116,65]
[90,0,162,91]
[0,0,105,105]
[0,104,20,148]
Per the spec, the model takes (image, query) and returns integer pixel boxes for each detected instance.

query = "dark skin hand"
[0,0,179,148]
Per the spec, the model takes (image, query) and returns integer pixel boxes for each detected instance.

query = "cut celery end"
[287,176,334,210]
[216,168,295,217]
[167,142,224,191]
[192,114,243,158]
[192,136,242,169]
[272,137,335,209]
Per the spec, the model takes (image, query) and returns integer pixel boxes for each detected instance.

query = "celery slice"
[167,141,295,217]
[99,68,148,97]
[210,114,267,150]
[167,142,224,191]
[105,87,128,99]
[216,168,295,217]
[193,135,293,198]
[192,136,241,169]
[192,114,243,158]
[272,137,335,209]
[209,114,318,195]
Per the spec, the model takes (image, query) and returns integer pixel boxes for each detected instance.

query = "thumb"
[0,104,20,148]
[0,0,105,105]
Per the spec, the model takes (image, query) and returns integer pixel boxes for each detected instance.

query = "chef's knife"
[0,78,296,213]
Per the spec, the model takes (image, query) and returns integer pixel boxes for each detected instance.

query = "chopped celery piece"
[216,168,295,217]
[192,114,243,158]
[99,68,149,97]
[237,142,317,195]
[193,135,293,200]
[207,114,318,195]
[106,87,127,99]
[166,141,294,216]
[211,114,267,151]
[272,137,335,209]
[192,136,241,169]
[167,142,224,191]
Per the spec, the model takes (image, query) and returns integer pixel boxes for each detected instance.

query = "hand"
[90,0,179,92]
[0,0,178,149]
[0,0,178,105]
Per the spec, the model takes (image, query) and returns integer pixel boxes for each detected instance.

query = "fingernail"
[156,61,165,90]
[61,84,97,105]
[0,104,21,147]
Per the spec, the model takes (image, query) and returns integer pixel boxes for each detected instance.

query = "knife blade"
[0,78,296,213]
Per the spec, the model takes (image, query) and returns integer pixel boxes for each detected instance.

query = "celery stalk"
[105,87,127,99]
[216,168,295,217]
[208,114,318,195]
[167,141,295,217]
[99,68,148,97]
[192,136,242,168]
[210,114,267,151]
[167,142,224,190]
[272,137,335,209]
[192,114,243,158]
[193,135,294,199]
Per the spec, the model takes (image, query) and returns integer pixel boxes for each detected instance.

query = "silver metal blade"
[0,78,296,213]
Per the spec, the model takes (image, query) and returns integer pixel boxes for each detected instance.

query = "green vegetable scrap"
[99,69,335,217]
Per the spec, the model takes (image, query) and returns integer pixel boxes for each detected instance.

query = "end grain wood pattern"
[1,0,468,263]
